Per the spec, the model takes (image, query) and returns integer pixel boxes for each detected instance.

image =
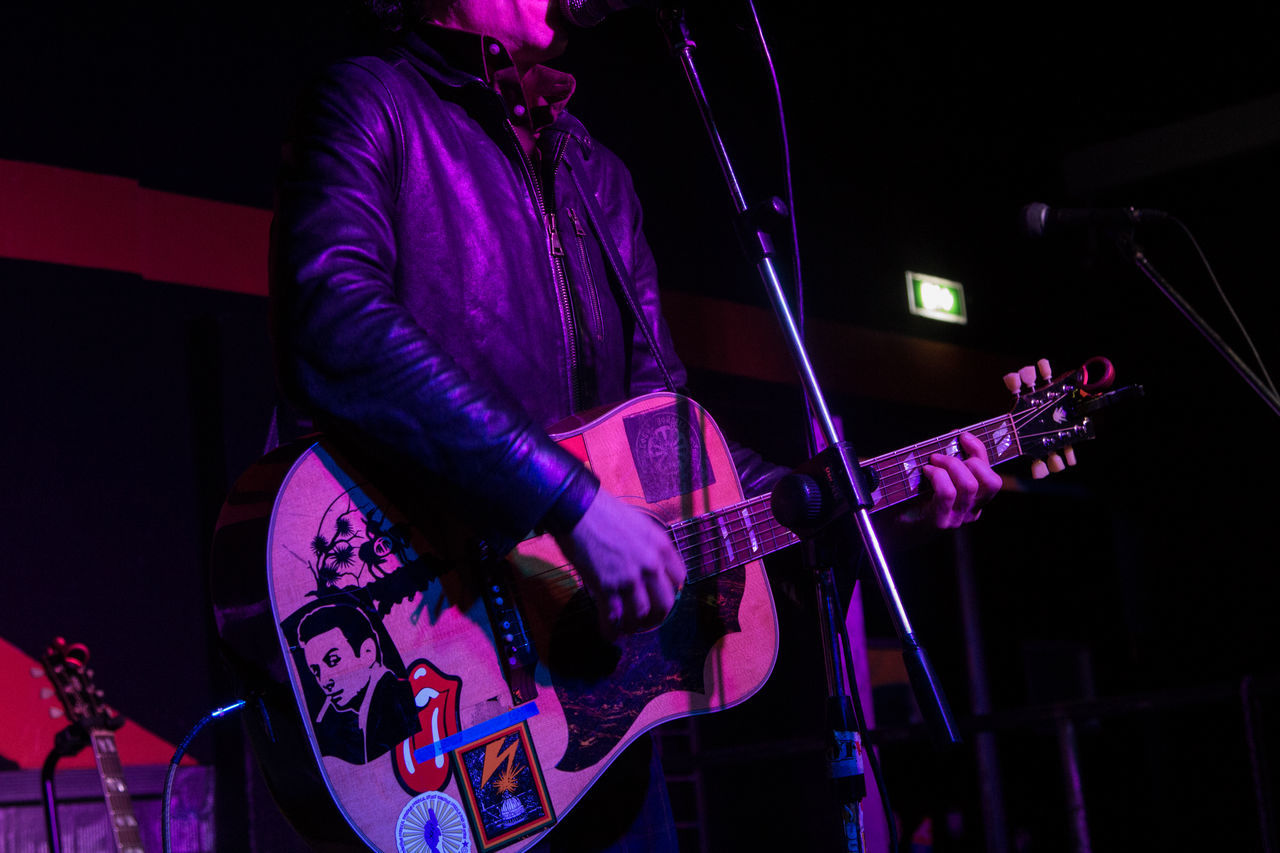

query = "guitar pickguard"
[548,566,746,771]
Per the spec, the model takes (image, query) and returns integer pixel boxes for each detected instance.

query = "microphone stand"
[1114,232,1280,418]
[41,724,92,853]
[657,5,960,846]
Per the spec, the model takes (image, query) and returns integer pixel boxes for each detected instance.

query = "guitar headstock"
[41,637,123,733]
[1004,356,1139,479]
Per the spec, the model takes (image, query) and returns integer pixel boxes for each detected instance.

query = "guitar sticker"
[289,597,418,764]
[306,491,424,591]
[454,722,555,851]
[394,659,464,795]
[395,792,472,853]
[283,451,452,613]
[623,400,715,503]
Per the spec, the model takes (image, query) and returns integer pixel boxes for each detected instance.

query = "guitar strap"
[565,161,679,394]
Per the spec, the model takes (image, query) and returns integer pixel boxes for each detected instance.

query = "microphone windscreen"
[560,0,641,28]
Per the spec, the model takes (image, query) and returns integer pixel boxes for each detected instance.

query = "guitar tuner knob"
[1047,452,1065,473]
[1037,359,1052,380]
[1064,445,1078,466]
[1003,372,1021,394]
[1030,459,1050,480]
[1019,365,1038,387]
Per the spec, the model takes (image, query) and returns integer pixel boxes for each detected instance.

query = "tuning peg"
[66,645,89,669]
[1037,358,1052,380]
[1047,452,1066,473]
[1003,372,1022,394]
[1064,445,1077,466]
[1019,365,1037,387]
[1031,459,1050,479]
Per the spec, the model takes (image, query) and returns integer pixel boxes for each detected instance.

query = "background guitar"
[42,637,146,853]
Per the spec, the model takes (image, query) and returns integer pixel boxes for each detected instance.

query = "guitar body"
[212,393,778,852]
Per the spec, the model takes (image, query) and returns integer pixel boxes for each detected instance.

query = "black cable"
[162,699,247,853]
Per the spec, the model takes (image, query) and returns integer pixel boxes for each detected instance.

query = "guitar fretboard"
[671,413,1022,583]
[91,731,145,853]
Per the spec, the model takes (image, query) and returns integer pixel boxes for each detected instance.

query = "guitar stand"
[657,7,960,849]
[41,724,92,853]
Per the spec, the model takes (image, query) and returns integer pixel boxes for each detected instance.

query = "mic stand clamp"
[770,441,876,540]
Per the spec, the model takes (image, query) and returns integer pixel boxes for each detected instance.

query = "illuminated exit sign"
[906,271,967,324]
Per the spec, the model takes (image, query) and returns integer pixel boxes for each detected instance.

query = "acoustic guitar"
[211,357,1134,852]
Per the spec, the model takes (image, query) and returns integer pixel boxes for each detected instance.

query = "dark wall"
[2,2,1278,850]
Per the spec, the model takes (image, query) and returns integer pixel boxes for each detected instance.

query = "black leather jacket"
[271,26,778,551]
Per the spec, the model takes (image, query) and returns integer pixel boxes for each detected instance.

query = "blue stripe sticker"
[413,702,540,763]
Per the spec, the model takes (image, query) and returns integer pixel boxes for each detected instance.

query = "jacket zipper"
[504,121,581,413]
[565,206,604,343]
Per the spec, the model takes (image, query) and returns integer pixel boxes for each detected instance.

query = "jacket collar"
[396,23,593,152]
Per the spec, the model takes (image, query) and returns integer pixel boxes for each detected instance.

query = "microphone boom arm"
[1117,234,1280,417]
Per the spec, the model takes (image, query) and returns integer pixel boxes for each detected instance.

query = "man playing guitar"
[260,0,1001,849]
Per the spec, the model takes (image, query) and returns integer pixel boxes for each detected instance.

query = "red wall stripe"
[0,158,270,296]
[0,158,1011,410]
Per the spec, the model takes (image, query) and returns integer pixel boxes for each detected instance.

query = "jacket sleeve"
[271,60,597,547]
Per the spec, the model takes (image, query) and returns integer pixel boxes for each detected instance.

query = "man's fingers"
[565,489,688,636]
[925,432,1002,525]
[626,581,652,626]
[958,432,1002,516]
[958,431,990,464]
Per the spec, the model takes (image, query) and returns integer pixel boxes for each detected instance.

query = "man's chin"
[524,29,569,65]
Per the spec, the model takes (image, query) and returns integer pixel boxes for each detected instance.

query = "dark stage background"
[2,2,1278,851]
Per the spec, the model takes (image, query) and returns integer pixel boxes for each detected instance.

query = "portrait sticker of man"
[296,600,417,764]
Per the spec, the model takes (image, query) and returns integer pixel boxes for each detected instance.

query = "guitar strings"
[662,397,1071,584]
[515,392,1074,606]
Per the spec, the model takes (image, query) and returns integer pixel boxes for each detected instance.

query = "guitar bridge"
[481,566,540,705]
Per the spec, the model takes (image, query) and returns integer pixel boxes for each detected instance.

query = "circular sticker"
[395,792,472,853]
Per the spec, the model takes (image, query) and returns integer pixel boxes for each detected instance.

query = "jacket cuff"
[539,466,601,537]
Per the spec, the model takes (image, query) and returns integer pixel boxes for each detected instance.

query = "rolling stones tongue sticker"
[394,660,463,794]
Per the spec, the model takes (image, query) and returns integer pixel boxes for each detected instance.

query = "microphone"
[559,0,657,28]
[1021,202,1168,237]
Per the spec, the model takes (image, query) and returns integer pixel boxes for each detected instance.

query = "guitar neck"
[674,412,1021,583]
[90,730,145,853]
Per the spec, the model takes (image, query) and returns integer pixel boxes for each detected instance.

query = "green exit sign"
[906,271,967,324]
